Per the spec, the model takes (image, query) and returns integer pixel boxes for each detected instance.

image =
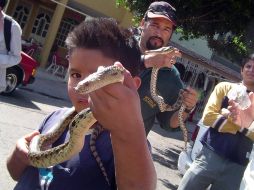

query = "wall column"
[40,0,68,68]
[23,3,40,40]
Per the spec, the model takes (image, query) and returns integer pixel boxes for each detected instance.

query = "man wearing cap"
[137,1,198,135]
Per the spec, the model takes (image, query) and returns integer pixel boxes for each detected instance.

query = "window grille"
[13,5,30,29]
[55,18,78,47]
[32,13,51,38]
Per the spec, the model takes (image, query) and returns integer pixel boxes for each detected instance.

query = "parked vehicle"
[1,51,38,95]
[178,119,208,175]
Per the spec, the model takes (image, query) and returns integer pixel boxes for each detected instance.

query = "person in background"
[6,18,156,190]
[137,1,198,135]
[0,0,22,92]
[228,87,254,190]
[178,53,254,190]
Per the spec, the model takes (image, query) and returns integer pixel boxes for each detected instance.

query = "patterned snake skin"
[145,47,188,151]
[28,48,188,187]
[28,65,125,187]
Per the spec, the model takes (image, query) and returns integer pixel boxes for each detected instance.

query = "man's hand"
[14,131,40,165]
[88,62,143,136]
[182,87,198,111]
[228,92,254,128]
[144,47,181,68]
[7,131,39,180]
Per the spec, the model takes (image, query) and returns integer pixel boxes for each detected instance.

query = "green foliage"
[116,0,254,63]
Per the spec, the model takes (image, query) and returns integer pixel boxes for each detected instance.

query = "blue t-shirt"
[14,108,116,190]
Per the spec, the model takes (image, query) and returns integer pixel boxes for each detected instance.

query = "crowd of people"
[2,0,253,189]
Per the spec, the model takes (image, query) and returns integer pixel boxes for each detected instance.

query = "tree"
[116,0,254,63]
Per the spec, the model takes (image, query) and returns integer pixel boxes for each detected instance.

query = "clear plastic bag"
[227,84,251,110]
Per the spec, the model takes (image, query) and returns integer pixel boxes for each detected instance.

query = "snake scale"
[145,47,188,151]
[28,47,188,184]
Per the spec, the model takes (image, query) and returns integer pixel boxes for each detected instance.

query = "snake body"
[29,108,97,168]
[145,47,188,151]
[29,65,125,170]
[29,47,188,177]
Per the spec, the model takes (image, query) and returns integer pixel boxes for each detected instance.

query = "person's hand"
[228,92,254,128]
[144,48,181,68]
[88,62,143,135]
[13,131,40,165]
[182,87,198,110]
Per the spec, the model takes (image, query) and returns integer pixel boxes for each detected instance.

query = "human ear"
[140,19,145,30]
[133,76,141,89]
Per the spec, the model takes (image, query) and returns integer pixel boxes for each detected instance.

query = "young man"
[6,18,156,190]
[229,83,254,190]
[0,0,22,92]
[178,54,254,190]
[137,1,198,135]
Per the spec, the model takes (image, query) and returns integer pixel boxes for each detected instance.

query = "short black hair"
[0,0,7,9]
[241,53,254,69]
[65,17,142,77]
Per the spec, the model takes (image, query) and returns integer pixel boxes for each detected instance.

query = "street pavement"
[22,68,70,102]
[1,68,198,189]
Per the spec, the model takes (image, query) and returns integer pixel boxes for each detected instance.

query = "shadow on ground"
[152,121,197,141]
[0,88,71,110]
[152,146,181,170]
[159,179,179,190]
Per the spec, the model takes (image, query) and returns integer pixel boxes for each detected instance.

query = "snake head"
[74,65,125,94]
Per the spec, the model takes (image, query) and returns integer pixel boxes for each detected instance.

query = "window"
[55,18,78,47]
[32,13,51,38]
[13,5,30,29]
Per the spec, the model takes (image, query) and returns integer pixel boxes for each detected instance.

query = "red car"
[2,51,38,95]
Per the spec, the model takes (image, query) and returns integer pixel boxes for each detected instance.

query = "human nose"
[251,65,254,72]
[154,26,163,37]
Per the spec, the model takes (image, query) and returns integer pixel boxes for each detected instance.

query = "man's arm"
[0,20,22,69]
[169,87,198,128]
[228,92,254,141]
[142,48,181,68]
[89,64,157,190]
[6,131,39,181]
[202,82,246,134]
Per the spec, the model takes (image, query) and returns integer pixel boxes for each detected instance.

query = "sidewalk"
[21,68,70,102]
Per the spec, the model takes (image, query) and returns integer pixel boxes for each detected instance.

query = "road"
[0,70,196,189]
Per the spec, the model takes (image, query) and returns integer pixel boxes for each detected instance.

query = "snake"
[28,47,188,180]
[145,46,188,151]
[28,65,125,185]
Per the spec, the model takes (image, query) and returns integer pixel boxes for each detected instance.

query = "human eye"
[244,64,251,70]
[70,72,81,79]
[164,27,172,33]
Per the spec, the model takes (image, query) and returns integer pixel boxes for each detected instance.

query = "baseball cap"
[146,1,177,26]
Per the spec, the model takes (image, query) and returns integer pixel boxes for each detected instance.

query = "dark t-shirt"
[14,108,116,190]
[138,66,184,135]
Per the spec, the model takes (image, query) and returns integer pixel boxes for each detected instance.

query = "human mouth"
[147,36,164,50]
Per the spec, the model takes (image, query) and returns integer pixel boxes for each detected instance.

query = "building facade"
[5,0,242,121]
[5,0,133,67]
